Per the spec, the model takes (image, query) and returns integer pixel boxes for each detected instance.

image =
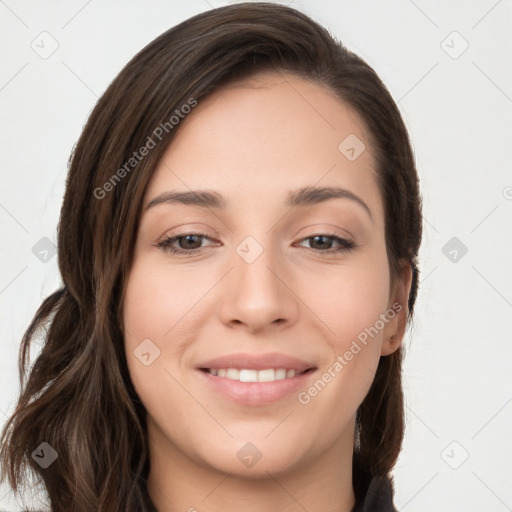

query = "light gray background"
[1,1,511,510]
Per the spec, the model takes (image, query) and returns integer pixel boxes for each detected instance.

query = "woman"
[0,3,422,511]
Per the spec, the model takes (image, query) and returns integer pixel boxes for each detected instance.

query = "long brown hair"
[0,3,422,510]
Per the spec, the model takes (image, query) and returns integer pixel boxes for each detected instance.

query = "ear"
[381,261,413,356]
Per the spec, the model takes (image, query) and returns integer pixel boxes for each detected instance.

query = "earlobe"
[381,333,401,356]
[381,262,413,356]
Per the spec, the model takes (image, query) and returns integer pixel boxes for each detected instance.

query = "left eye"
[156,233,355,256]
[295,234,355,252]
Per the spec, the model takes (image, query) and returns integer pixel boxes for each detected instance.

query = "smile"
[201,367,312,382]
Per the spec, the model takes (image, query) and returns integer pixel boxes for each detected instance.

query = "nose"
[217,240,300,334]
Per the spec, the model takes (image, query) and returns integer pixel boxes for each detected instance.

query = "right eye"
[156,233,218,256]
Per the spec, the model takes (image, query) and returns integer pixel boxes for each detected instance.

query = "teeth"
[256,369,275,382]
[226,368,240,380]
[207,368,301,382]
[275,369,287,380]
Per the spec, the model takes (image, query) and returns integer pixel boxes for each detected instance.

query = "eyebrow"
[145,186,372,219]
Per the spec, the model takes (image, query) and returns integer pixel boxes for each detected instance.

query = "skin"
[123,72,412,512]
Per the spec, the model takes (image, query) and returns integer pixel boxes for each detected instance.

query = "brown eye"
[174,234,204,250]
[157,233,216,255]
[296,234,355,253]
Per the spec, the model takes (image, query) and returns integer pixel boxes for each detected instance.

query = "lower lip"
[196,369,316,406]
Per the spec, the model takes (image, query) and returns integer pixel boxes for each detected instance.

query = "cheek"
[123,259,204,344]
[122,261,191,403]
[300,254,390,388]
[122,257,226,410]
[303,253,391,350]
[295,263,391,434]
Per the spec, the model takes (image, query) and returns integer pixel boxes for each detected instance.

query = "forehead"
[144,72,383,224]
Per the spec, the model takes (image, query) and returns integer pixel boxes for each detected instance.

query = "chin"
[194,439,306,478]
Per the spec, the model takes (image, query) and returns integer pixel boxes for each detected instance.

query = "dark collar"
[351,474,397,512]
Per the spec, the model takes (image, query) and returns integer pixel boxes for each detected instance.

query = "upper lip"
[197,352,316,372]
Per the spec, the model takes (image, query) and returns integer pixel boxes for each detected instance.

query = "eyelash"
[156,232,356,257]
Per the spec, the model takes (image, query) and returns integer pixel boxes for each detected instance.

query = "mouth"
[198,367,315,382]
[195,353,317,406]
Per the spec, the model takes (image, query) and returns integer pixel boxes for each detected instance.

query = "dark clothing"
[351,473,397,512]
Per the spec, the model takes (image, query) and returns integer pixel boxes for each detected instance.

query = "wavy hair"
[0,3,421,510]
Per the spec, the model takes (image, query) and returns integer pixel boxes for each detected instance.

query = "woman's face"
[123,72,409,479]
